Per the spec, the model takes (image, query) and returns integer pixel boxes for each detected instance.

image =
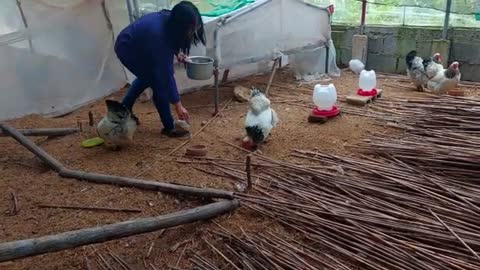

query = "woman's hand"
[175,102,190,122]
[176,53,188,63]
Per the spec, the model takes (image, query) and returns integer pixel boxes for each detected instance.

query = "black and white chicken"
[427,61,461,95]
[243,88,279,150]
[406,50,443,92]
[96,100,138,150]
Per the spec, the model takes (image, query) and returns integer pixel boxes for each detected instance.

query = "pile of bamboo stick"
[189,149,480,269]
[184,95,480,269]
[346,95,480,179]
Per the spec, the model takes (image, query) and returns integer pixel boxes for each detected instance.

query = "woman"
[114,1,205,137]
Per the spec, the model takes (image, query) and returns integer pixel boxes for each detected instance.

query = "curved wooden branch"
[0,124,65,172]
[0,123,234,199]
[0,200,239,262]
[59,169,234,199]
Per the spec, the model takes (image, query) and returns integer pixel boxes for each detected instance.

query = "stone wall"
[332,25,480,81]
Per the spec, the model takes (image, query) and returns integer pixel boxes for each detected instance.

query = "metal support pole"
[325,44,330,75]
[16,0,34,53]
[360,0,367,34]
[325,10,332,75]
[442,0,452,40]
[213,68,220,116]
[132,0,140,19]
[125,0,135,23]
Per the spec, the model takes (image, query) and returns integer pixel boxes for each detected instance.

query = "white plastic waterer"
[313,83,337,111]
[359,70,377,92]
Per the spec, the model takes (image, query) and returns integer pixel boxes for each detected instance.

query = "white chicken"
[427,62,461,95]
[349,59,365,75]
[243,88,279,150]
[429,53,444,73]
[96,100,138,150]
[406,50,443,92]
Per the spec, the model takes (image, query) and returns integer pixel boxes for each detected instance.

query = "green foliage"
[305,0,480,28]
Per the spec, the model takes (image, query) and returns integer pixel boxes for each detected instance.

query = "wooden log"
[4,125,233,199]
[0,128,79,137]
[59,169,234,199]
[0,200,239,262]
[1,123,234,199]
[0,123,65,172]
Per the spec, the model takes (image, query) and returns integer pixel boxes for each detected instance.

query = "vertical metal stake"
[16,0,33,53]
[442,0,453,40]
[213,68,220,116]
[325,44,330,75]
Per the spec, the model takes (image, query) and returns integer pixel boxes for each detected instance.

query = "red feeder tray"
[357,88,378,97]
[312,105,340,117]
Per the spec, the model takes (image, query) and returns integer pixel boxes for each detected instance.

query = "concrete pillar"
[352,34,368,64]
[432,39,451,68]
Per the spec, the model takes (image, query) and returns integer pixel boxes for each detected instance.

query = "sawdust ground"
[0,68,478,269]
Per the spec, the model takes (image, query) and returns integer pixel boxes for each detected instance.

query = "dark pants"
[115,41,175,131]
[122,78,174,131]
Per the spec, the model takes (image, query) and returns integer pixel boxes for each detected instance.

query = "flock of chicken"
[96,50,462,150]
[350,50,461,95]
[405,50,461,94]
[95,88,278,151]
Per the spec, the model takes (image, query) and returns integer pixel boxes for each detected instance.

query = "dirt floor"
[1,67,479,270]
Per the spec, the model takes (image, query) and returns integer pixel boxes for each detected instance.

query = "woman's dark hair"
[166,1,206,55]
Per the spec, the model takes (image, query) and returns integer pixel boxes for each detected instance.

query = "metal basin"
[186,56,214,80]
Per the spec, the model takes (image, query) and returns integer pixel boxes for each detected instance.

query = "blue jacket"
[115,11,180,104]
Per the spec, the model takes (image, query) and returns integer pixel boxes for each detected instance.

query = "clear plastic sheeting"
[0,1,23,36]
[290,40,341,81]
[213,0,332,68]
[0,0,339,120]
[138,0,339,92]
[0,0,127,121]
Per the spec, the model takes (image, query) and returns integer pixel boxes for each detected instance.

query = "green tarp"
[169,0,254,17]
[197,0,255,17]
[202,0,254,17]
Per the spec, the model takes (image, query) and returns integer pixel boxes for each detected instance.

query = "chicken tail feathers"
[406,50,417,69]
[246,126,265,145]
[106,100,127,115]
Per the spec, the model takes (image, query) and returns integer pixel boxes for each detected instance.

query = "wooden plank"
[0,200,239,263]
[346,89,383,106]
